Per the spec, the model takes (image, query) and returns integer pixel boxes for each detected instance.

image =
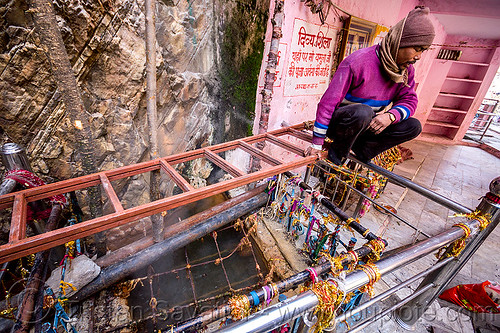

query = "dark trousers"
[326,104,422,162]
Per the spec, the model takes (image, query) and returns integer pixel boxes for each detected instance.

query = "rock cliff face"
[0,0,268,246]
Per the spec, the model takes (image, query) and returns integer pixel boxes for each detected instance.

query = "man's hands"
[304,146,323,157]
[369,113,394,134]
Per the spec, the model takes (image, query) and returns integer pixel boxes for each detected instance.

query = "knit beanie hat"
[399,6,435,48]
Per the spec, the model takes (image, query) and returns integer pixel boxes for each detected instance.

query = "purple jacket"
[312,45,418,146]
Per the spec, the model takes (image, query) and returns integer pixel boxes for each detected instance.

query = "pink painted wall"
[253,0,416,140]
[415,32,500,143]
[252,0,422,164]
[250,0,498,164]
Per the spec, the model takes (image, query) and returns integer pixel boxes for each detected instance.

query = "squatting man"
[305,6,436,164]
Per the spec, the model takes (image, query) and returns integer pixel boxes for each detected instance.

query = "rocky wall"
[0,0,269,247]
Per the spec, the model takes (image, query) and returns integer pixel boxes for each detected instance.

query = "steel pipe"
[172,242,378,332]
[0,143,33,172]
[328,172,430,238]
[217,291,319,333]
[335,256,454,324]
[349,283,434,333]
[350,156,472,214]
[344,219,477,291]
[213,215,482,333]
[0,178,17,196]
[284,171,385,243]
[394,178,500,329]
[172,240,382,333]
[71,192,268,302]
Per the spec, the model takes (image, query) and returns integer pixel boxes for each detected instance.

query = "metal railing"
[467,99,499,141]
[212,166,500,333]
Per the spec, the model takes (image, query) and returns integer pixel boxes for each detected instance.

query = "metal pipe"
[349,155,472,214]
[12,204,63,333]
[217,291,319,333]
[284,171,385,243]
[0,178,17,196]
[335,256,454,324]
[0,143,33,172]
[71,192,268,302]
[394,178,500,329]
[96,184,268,267]
[330,173,430,238]
[479,115,494,141]
[214,216,481,332]
[348,283,434,333]
[172,244,377,332]
[0,143,31,195]
[145,0,163,243]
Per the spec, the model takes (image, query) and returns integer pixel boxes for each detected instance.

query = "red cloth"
[439,281,500,313]
[4,169,67,221]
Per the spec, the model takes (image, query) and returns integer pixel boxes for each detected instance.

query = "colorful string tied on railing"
[321,251,344,277]
[363,238,386,263]
[345,250,359,272]
[357,263,381,298]
[42,287,78,333]
[435,210,492,259]
[261,282,279,306]
[302,280,344,333]
[305,202,316,245]
[228,295,251,320]
[312,224,331,260]
[453,210,492,231]
[344,217,357,233]
[436,222,472,259]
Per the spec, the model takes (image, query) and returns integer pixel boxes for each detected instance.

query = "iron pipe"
[212,216,482,333]
[217,291,319,333]
[71,192,269,302]
[96,184,268,268]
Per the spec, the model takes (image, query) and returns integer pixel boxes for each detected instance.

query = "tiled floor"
[350,140,500,332]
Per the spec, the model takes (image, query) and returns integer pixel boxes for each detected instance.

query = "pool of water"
[127,223,269,331]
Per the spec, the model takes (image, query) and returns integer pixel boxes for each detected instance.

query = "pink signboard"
[284,18,337,97]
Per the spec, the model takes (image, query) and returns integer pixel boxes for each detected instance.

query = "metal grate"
[436,49,462,61]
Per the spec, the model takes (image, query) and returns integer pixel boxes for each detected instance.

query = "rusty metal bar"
[99,173,123,212]
[0,123,315,263]
[266,134,305,156]
[71,191,268,301]
[95,184,267,268]
[0,185,268,312]
[287,128,313,142]
[159,159,194,192]
[203,149,245,177]
[0,125,305,209]
[0,154,320,263]
[9,193,27,243]
[238,141,282,166]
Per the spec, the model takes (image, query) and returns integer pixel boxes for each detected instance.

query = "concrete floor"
[347,140,500,333]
